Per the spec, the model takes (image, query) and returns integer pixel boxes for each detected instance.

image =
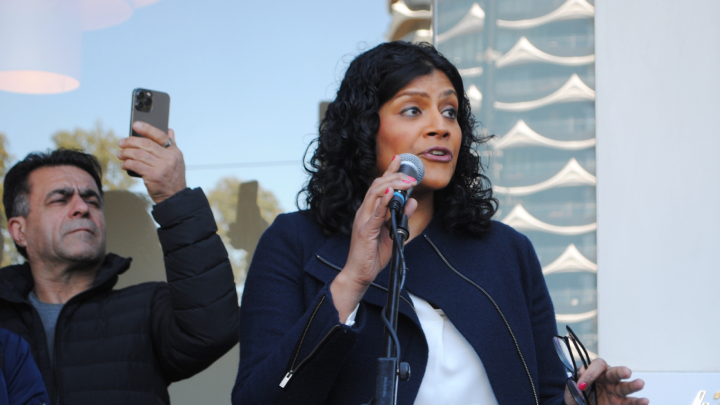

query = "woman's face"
[375,70,462,194]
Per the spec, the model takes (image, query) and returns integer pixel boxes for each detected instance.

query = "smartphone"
[127,88,171,177]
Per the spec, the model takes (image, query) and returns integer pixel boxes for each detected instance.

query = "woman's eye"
[402,107,421,116]
[443,108,457,119]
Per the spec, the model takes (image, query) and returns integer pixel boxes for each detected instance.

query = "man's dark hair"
[3,149,104,258]
[300,41,497,237]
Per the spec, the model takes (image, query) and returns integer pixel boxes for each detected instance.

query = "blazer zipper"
[315,255,416,312]
[423,235,540,405]
[280,295,341,389]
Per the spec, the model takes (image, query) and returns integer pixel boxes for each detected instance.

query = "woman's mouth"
[420,147,453,162]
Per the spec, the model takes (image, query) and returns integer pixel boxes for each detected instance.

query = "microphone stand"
[363,209,411,405]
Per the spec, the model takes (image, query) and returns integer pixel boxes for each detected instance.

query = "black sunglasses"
[552,325,597,405]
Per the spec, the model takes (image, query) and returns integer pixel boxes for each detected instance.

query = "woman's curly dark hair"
[300,41,497,237]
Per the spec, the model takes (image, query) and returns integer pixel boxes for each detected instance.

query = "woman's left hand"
[564,358,649,405]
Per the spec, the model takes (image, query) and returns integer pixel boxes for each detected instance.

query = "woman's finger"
[577,357,607,387]
[372,184,398,220]
[611,379,645,397]
[604,366,632,384]
[358,176,417,219]
[382,154,402,176]
[625,397,650,405]
[403,197,418,219]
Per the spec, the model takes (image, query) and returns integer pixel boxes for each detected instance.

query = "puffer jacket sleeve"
[232,214,365,405]
[149,188,240,381]
[519,235,567,405]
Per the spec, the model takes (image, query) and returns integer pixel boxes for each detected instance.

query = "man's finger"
[118,147,160,168]
[121,159,153,177]
[132,121,170,146]
[119,136,167,159]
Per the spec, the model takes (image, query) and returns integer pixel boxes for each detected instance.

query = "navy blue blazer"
[232,211,566,404]
[0,328,49,405]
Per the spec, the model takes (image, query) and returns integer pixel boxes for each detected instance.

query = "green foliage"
[52,121,136,191]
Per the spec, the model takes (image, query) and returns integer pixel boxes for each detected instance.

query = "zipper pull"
[279,371,293,388]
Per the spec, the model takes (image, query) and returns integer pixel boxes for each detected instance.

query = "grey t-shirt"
[28,290,64,363]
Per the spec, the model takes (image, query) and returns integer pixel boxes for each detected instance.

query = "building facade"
[387,0,598,353]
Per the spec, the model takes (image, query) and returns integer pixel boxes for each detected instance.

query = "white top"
[345,294,498,404]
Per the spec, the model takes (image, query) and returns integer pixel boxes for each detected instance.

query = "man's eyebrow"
[44,187,102,202]
[79,188,102,200]
[45,187,74,201]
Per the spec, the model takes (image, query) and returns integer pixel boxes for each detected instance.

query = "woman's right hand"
[330,155,418,322]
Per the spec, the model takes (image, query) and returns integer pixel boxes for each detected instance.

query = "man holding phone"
[0,122,239,405]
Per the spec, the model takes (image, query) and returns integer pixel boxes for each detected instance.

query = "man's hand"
[118,122,186,204]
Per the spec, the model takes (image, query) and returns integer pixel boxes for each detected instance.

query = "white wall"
[596,0,720,372]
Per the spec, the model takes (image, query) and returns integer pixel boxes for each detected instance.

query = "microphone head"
[399,153,425,184]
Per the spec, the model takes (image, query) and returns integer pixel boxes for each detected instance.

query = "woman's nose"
[425,110,450,138]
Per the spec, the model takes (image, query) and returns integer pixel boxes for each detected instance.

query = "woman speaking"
[231,41,647,405]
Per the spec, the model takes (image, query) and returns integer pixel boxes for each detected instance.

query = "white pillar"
[596,0,720,400]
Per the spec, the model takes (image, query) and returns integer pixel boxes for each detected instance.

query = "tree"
[206,176,282,285]
[0,132,20,266]
[52,121,137,191]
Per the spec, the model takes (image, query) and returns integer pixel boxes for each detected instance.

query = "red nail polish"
[392,155,396,161]
[402,180,411,184]
[385,188,389,194]
[408,177,416,182]
[578,382,587,391]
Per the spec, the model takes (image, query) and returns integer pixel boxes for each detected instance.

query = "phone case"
[128,88,171,177]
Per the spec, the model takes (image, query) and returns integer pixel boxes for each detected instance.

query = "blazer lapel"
[303,233,419,326]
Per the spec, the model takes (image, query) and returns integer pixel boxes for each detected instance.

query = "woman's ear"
[7,216,28,250]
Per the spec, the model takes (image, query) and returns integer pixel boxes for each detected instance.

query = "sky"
[0,0,392,213]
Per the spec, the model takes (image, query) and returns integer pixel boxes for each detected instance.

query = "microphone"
[389,153,424,212]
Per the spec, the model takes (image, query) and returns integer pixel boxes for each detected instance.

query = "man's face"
[17,165,106,266]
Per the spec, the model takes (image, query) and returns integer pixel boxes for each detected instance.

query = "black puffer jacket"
[0,188,239,405]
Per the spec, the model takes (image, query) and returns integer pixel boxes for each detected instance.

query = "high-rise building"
[387,0,598,353]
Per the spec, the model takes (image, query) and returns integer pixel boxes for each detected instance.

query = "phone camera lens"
[134,89,153,112]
